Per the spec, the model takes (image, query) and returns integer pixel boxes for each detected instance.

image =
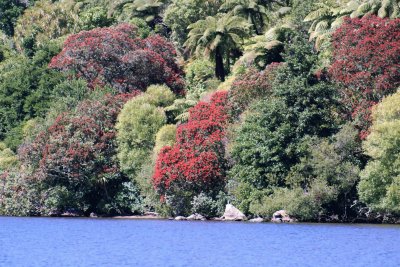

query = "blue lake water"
[0,217,399,267]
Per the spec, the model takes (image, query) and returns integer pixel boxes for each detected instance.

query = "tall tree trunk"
[250,13,260,35]
[215,46,225,82]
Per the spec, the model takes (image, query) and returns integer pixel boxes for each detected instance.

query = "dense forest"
[0,0,399,223]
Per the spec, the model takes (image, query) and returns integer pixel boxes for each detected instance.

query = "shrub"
[116,85,174,176]
[0,171,38,216]
[230,77,339,190]
[80,6,114,30]
[116,97,167,175]
[185,58,219,96]
[229,35,342,217]
[154,125,177,156]
[329,16,400,138]
[0,143,18,170]
[358,91,400,215]
[191,193,219,218]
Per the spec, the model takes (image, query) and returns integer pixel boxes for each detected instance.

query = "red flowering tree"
[49,24,184,94]
[18,93,140,215]
[153,91,229,215]
[329,16,400,138]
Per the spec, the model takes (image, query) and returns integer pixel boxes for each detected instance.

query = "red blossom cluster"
[19,93,138,183]
[329,16,400,138]
[153,91,229,197]
[49,23,184,94]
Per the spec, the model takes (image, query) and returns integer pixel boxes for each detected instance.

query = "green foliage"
[229,34,341,218]
[0,46,66,143]
[248,182,337,220]
[185,59,217,91]
[80,6,114,30]
[241,25,293,68]
[0,0,26,36]
[144,84,176,107]
[164,0,222,49]
[191,192,219,218]
[164,97,198,123]
[111,0,168,28]
[116,85,174,185]
[304,1,352,50]
[185,13,250,81]
[154,124,177,156]
[14,0,80,52]
[358,91,400,214]
[129,18,152,38]
[0,172,38,216]
[0,143,18,170]
[220,0,269,34]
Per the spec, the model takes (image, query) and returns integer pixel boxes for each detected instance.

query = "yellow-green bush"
[358,90,400,214]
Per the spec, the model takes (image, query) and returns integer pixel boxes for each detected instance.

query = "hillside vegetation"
[0,0,399,222]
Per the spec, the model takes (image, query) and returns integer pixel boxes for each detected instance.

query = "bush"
[185,59,219,96]
[229,35,342,217]
[244,180,337,221]
[230,78,339,189]
[358,91,400,214]
[154,125,177,156]
[0,143,18,171]
[191,193,218,218]
[329,16,400,138]
[116,85,175,177]
[0,171,38,216]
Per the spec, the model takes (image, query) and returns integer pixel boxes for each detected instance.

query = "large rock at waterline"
[271,210,293,223]
[174,216,187,221]
[187,213,206,221]
[222,204,247,221]
[249,217,264,223]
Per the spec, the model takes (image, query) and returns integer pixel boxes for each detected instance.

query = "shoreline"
[1,214,400,225]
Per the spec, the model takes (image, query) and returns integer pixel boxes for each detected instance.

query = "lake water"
[0,217,399,267]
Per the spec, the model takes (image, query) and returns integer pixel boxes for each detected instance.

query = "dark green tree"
[0,0,27,36]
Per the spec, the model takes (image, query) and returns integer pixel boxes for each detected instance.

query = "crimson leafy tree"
[49,23,184,94]
[18,93,142,215]
[329,16,400,139]
[153,91,229,215]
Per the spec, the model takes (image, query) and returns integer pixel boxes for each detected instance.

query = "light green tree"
[116,85,175,176]
[358,90,400,214]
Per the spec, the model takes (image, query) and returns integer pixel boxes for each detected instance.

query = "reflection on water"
[0,217,399,267]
